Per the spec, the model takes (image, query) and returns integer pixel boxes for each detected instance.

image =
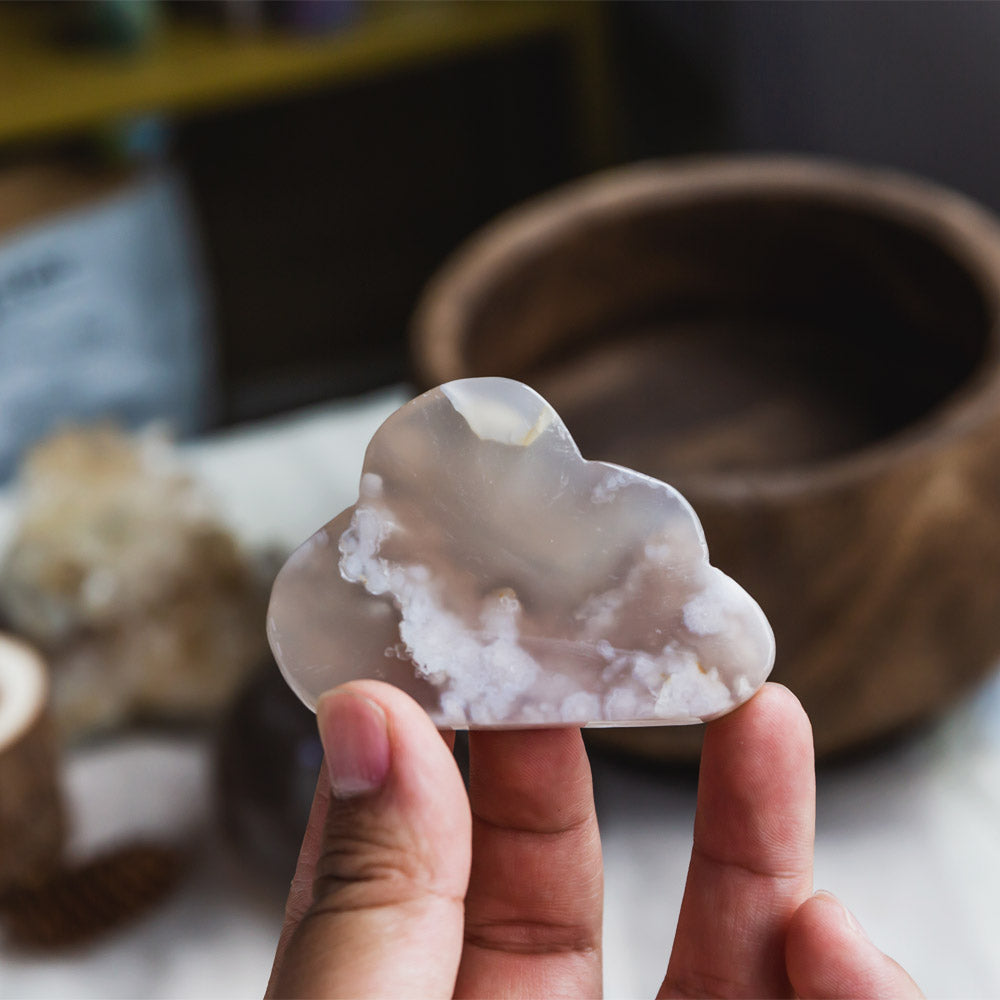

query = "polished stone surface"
[267,379,774,727]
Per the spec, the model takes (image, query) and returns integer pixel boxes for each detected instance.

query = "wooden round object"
[0,634,65,890]
[411,156,1000,760]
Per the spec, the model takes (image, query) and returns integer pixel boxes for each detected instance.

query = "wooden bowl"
[411,156,1000,760]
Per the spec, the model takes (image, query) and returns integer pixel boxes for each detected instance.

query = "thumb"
[786,890,924,999]
[267,681,471,1000]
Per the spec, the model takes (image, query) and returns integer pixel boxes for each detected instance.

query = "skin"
[266,681,923,999]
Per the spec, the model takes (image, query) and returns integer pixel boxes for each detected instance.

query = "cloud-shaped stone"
[267,378,774,727]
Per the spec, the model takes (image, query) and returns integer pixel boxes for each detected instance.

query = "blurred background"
[1,1,1000,997]
[5,0,1000,452]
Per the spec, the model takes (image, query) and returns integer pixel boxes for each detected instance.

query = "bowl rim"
[411,154,1000,501]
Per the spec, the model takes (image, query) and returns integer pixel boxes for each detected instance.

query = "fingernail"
[814,890,870,942]
[316,690,391,799]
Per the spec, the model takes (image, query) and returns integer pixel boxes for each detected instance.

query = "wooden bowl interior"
[454,195,994,478]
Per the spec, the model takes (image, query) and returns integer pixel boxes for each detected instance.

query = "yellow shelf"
[0,1,612,161]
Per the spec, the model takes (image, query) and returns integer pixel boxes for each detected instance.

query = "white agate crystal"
[267,378,775,728]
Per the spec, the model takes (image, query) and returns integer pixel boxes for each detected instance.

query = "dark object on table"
[0,843,188,950]
[216,662,320,884]
[412,156,1000,760]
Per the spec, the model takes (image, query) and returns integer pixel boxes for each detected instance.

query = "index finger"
[455,728,604,998]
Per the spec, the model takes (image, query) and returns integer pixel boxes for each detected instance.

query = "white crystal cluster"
[267,378,775,728]
[0,426,266,741]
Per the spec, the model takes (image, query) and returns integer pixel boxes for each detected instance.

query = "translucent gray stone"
[267,378,775,728]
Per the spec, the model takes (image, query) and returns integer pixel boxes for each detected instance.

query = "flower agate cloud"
[267,378,774,728]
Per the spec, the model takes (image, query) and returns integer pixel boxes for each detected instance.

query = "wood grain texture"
[411,157,1000,760]
[0,636,65,890]
[1,843,187,950]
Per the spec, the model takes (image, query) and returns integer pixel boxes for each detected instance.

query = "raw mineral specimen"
[268,378,774,727]
[0,426,267,741]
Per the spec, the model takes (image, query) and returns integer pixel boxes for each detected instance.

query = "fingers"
[786,891,924,999]
[266,759,333,990]
[455,728,603,999]
[267,681,471,1000]
[660,683,815,999]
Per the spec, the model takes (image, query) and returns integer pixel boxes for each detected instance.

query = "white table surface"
[1,386,999,999]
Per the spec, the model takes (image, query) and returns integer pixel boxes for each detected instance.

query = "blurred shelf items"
[0,0,617,447]
[0,0,619,959]
[0,0,618,950]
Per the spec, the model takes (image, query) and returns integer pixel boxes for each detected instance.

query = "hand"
[266,681,922,998]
